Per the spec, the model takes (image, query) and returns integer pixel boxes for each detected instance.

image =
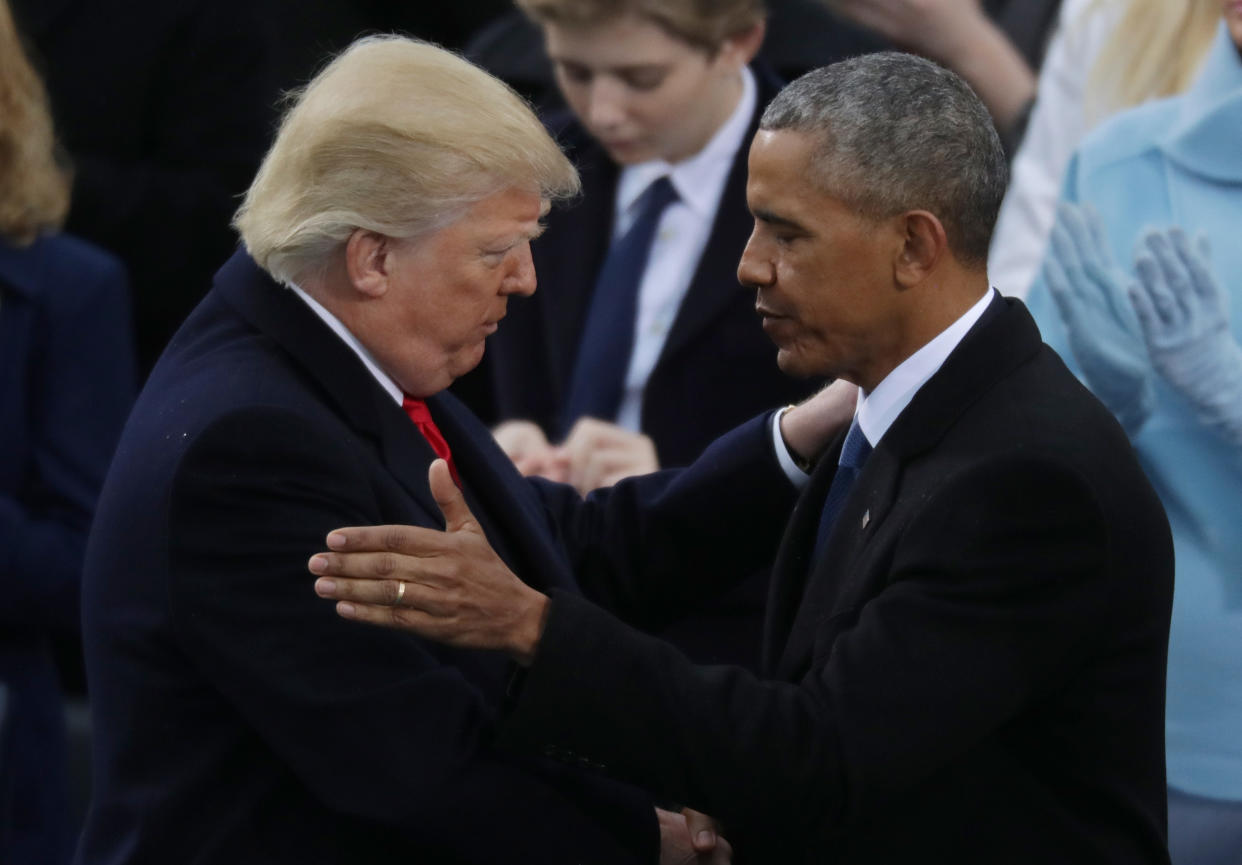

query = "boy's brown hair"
[515,0,765,53]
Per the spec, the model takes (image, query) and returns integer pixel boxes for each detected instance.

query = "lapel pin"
[861,509,871,530]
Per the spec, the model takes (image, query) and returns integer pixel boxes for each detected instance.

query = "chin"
[775,348,815,379]
[448,341,487,379]
[776,346,838,381]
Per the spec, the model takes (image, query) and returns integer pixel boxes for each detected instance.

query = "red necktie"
[402,395,462,487]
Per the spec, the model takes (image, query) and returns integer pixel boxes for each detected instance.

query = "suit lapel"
[770,295,1041,679]
[430,393,575,594]
[213,250,442,518]
[773,443,900,680]
[656,66,781,367]
[762,432,843,673]
[542,140,619,398]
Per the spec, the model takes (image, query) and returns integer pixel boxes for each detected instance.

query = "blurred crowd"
[1,0,1238,863]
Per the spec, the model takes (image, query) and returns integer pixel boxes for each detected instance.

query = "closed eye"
[556,62,592,85]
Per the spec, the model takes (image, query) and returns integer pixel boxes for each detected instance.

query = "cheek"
[639,75,699,126]
[560,82,591,117]
[554,74,597,121]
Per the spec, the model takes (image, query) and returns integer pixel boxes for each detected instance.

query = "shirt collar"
[615,66,756,221]
[854,288,995,450]
[288,282,404,406]
[1161,22,1242,181]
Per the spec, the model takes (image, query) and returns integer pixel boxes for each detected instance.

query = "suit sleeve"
[0,255,134,632]
[499,455,1119,848]
[168,407,657,865]
[529,414,799,630]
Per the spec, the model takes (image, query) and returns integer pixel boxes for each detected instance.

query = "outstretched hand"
[657,807,733,865]
[311,459,550,664]
[779,378,859,468]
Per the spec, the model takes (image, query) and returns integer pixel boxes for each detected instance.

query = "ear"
[893,210,948,289]
[720,21,765,67]
[344,229,393,298]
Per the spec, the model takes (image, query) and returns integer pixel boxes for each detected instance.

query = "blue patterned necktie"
[560,176,679,436]
[811,418,873,564]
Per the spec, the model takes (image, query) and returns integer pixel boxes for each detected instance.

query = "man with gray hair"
[313,52,1176,863]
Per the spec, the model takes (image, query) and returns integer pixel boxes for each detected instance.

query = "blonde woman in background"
[0,1,134,862]
[1026,4,1242,859]
[988,0,1219,298]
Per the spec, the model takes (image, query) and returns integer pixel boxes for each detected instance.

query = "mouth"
[755,302,789,323]
[600,138,643,156]
[756,304,795,341]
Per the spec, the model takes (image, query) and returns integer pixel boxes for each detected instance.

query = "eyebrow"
[752,208,807,233]
[550,57,670,76]
[486,222,546,250]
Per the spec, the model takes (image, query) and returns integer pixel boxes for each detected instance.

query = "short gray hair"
[760,52,1006,266]
[234,36,580,286]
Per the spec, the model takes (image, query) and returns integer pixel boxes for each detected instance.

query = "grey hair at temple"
[760,52,1007,266]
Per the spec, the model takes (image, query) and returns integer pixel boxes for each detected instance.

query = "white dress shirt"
[612,67,757,431]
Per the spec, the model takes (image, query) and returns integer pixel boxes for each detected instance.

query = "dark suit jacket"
[0,234,134,865]
[76,251,797,865]
[497,295,1175,864]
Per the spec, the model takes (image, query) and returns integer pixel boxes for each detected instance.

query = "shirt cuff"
[771,408,811,490]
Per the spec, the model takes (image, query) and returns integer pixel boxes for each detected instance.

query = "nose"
[737,229,774,290]
[586,76,627,131]
[502,242,537,297]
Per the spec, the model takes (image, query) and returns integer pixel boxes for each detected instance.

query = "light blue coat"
[1026,23,1242,801]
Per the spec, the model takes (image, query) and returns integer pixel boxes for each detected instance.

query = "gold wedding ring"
[393,580,407,606]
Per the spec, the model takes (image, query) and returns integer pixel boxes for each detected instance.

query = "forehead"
[427,186,546,250]
[464,187,545,227]
[745,130,822,210]
[541,14,705,66]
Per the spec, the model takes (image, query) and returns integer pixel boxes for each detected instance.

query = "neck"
[859,274,990,392]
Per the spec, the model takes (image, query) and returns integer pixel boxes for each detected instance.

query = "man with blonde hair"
[77,35,848,865]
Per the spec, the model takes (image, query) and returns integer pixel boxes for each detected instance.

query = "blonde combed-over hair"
[233,36,580,286]
[515,0,765,52]
[0,0,71,245]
